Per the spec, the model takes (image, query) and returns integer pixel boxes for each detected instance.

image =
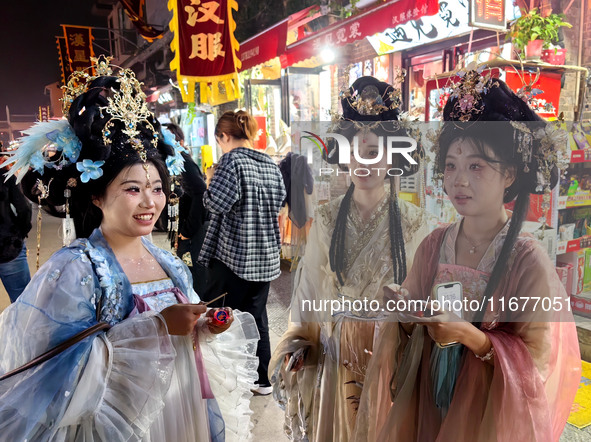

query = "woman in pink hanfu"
[354,73,581,442]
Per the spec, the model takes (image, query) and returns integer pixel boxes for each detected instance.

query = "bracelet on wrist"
[474,345,495,362]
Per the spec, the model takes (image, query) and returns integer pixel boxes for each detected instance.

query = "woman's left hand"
[206,307,234,334]
[422,311,468,346]
[413,302,468,346]
[411,303,492,358]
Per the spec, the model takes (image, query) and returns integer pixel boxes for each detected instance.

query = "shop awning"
[238,5,321,72]
[239,21,289,72]
[280,0,440,68]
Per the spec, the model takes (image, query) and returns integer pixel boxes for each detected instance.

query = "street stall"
[147,85,217,171]
[239,0,441,260]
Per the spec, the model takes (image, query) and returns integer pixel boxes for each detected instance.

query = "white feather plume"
[4,119,73,183]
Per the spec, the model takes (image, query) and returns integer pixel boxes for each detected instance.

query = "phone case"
[286,347,308,371]
[433,282,463,319]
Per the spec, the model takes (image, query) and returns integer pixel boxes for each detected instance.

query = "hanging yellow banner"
[168,0,241,105]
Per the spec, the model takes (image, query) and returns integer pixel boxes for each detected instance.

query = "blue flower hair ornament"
[76,159,105,183]
[161,126,187,176]
[5,118,186,184]
[4,119,82,182]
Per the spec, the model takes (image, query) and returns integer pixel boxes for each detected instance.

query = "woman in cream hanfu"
[269,76,432,441]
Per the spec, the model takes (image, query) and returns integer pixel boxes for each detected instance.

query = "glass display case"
[288,69,321,123]
[245,79,283,142]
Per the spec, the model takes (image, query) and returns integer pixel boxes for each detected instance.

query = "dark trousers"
[203,259,271,386]
[0,243,31,303]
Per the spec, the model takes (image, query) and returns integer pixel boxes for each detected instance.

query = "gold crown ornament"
[62,55,159,159]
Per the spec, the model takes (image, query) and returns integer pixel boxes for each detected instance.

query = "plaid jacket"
[198,147,286,281]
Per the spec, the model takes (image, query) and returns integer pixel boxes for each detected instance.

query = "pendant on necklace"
[469,246,476,254]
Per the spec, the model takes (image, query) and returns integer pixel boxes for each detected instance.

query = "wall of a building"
[45,82,64,119]
[147,0,172,27]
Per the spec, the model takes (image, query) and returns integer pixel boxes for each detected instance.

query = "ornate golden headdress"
[338,67,406,118]
[430,66,569,224]
[7,55,185,189]
[444,68,499,122]
[330,67,406,131]
[62,55,113,114]
[62,55,159,162]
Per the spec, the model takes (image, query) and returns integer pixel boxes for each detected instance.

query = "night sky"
[0,1,106,120]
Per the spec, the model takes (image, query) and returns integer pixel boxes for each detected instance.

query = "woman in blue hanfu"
[0,56,259,442]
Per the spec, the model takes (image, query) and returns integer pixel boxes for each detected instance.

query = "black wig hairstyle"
[327,76,420,286]
[21,75,176,238]
[439,76,558,327]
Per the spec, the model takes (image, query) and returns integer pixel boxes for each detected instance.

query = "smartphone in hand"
[433,282,463,319]
[286,347,308,372]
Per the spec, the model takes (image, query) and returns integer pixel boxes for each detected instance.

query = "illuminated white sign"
[158,92,174,104]
[367,0,516,55]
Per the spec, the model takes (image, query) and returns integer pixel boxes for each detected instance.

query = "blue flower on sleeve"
[76,159,105,183]
[47,269,61,282]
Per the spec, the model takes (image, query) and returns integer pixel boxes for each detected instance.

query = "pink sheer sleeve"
[354,234,581,442]
[353,228,446,441]
[439,239,580,442]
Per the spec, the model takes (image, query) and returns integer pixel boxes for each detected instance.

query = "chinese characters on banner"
[62,25,95,73]
[281,0,439,67]
[367,0,473,55]
[168,0,241,104]
[38,106,50,122]
[367,0,515,55]
[56,36,73,85]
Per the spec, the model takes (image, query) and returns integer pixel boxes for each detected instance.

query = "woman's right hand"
[383,284,416,335]
[284,347,307,372]
[205,165,216,186]
[160,304,207,335]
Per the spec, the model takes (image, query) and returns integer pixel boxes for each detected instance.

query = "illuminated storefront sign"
[367,0,517,55]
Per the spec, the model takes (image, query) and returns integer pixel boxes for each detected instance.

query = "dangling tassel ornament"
[62,187,76,247]
[34,178,52,270]
[168,180,180,252]
[435,176,445,220]
[418,159,426,210]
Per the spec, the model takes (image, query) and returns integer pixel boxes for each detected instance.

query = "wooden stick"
[204,292,227,306]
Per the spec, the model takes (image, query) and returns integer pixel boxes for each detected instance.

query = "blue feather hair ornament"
[4,119,82,183]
